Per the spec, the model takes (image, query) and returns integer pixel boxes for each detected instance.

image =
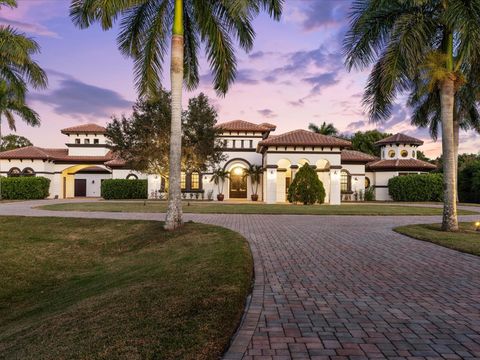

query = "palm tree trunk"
[453,116,459,202]
[164,0,184,230]
[440,77,459,231]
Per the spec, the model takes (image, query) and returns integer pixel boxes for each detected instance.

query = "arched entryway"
[61,165,111,198]
[229,166,247,199]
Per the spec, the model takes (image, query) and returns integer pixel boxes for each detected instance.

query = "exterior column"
[290,165,298,179]
[329,167,341,205]
[265,165,277,204]
[276,169,286,203]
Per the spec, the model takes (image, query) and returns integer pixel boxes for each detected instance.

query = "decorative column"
[329,166,341,205]
[276,168,287,202]
[265,165,278,204]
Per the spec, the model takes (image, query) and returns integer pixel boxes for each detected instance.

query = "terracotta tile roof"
[104,156,127,168]
[61,123,106,134]
[216,120,271,132]
[259,122,277,131]
[341,150,378,163]
[259,129,352,148]
[366,159,437,171]
[375,133,423,146]
[0,146,114,164]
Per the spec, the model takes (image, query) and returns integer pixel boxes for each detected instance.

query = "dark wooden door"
[74,179,87,197]
[229,168,247,198]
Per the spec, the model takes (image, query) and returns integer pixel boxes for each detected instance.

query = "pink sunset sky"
[1,0,478,158]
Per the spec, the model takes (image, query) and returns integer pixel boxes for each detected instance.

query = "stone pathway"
[1,201,479,360]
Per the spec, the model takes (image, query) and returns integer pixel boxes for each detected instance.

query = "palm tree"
[344,0,480,231]
[244,164,262,200]
[210,168,230,201]
[70,0,283,230]
[308,122,338,136]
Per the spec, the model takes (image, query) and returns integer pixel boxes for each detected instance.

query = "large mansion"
[0,120,436,203]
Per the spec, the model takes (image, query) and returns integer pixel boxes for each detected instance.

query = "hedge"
[0,176,50,199]
[388,173,443,201]
[458,162,480,203]
[101,179,147,199]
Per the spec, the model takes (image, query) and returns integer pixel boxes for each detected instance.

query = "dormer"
[61,123,110,156]
[375,133,424,160]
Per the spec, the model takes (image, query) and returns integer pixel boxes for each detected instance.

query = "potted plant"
[210,168,229,201]
[244,164,262,201]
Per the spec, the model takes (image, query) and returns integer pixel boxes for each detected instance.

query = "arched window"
[22,167,35,177]
[340,170,351,193]
[191,172,199,190]
[7,167,21,177]
[388,149,396,158]
[401,150,408,158]
[365,176,371,189]
[126,173,138,180]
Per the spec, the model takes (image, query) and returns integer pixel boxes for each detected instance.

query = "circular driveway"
[1,200,479,360]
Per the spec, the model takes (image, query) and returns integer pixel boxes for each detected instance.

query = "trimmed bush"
[388,173,443,201]
[0,176,50,199]
[101,179,147,199]
[287,163,326,205]
[364,186,375,201]
[458,161,480,203]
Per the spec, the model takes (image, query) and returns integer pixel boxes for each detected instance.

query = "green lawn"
[395,222,480,256]
[0,217,252,359]
[38,201,477,216]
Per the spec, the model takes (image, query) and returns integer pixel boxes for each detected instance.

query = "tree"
[416,150,432,163]
[70,0,283,230]
[106,90,225,178]
[210,169,230,200]
[0,134,32,151]
[344,0,480,231]
[350,130,391,157]
[287,163,326,205]
[308,122,339,136]
[244,164,262,200]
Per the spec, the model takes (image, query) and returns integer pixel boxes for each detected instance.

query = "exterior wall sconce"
[354,177,358,181]
[92,180,95,184]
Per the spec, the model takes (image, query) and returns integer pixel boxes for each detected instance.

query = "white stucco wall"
[74,173,111,197]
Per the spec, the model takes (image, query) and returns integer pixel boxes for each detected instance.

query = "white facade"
[0,121,435,202]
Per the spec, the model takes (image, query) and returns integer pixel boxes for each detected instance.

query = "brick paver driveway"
[1,201,479,360]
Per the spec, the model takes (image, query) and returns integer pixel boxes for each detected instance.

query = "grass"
[395,222,480,256]
[38,201,477,216]
[0,216,252,359]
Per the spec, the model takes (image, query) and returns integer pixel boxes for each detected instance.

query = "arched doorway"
[229,166,247,198]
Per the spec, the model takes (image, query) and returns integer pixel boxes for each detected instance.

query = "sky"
[0,0,478,158]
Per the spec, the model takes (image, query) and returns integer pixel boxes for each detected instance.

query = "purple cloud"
[300,0,352,31]
[303,72,339,94]
[258,109,277,118]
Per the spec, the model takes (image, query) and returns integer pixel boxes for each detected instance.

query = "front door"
[229,167,247,198]
[74,179,87,197]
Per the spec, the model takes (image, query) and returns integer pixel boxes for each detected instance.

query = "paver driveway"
[1,201,479,360]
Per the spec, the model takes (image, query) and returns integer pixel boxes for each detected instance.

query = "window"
[22,168,35,177]
[241,140,244,148]
[181,172,186,189]
[365,177,371,189]
[249,140,253,148]
[388,149,396,158]
[84,138,90,144]
[223,139,228,148]
[401,150,408,158]
[7,167,21,177]
[126,174,138,180]
[232,140,236,148]
[75,138,80,144]
[412,150,416,157]
[341,170,351,193]
[94,138,99,144]
[191,172,199,189]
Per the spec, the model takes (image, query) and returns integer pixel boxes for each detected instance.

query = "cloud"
[303,72,339,95]
[0,17,58,37]
[275,46,344,75]
[300,0,352,31]
[200,68,258,86]
[347,120,368,131]
[29,72,132,119]
[289,99,305,107]
[257,109,277,118]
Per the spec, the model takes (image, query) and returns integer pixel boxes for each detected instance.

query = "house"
[0,120,436,202]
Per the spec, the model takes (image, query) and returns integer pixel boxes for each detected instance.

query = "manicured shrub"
[287,163,326,205]
[364,186,375,201]
[388,173,443,201]
[101,179,147,199]
[458,162,480,203]
[0,176,50,199]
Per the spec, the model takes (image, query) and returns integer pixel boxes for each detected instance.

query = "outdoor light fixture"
[234,167,244,176]
[354,177,358,181]
[476,221,480,232]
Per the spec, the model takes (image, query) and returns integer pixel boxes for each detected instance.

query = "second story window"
[75,138,80,144]
[249,140,253,148]
[84,138,90,144]
[232,140,236,148]
[241,140,244,148]
[94,138,99,144]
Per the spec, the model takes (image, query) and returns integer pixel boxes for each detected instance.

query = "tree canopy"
[0,134,32,151]
[308,122,339,136]
[349,130,391,157]
[106,91,225,178]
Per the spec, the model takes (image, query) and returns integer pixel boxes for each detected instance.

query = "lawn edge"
[393,224,480,257]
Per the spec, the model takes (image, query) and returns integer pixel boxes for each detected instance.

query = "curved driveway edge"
[1,200,479,360]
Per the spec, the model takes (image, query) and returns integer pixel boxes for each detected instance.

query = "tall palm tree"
[308,122,339,136]
[344,0,480,231]
[70,0,283,230]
